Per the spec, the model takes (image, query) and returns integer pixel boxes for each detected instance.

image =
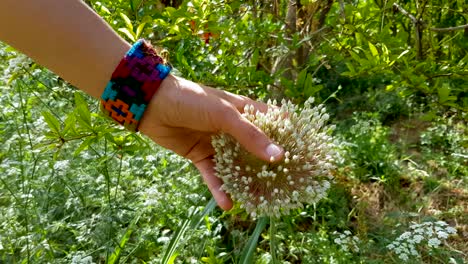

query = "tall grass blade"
[239,216,268,264]
[161,198,216,264]
[108,212,142,264]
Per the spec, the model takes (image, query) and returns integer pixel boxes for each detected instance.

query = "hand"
[138,75,284,210]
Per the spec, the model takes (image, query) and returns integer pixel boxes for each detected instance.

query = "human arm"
[0,0,129,98]
[0,0,284,210]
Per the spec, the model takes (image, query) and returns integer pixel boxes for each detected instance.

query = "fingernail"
[266,143,283,161]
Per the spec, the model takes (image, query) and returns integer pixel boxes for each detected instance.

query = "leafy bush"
[339,112,400,184]
[1,0,467,263]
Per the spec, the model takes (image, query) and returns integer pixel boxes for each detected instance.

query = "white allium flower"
[212,98,337,218]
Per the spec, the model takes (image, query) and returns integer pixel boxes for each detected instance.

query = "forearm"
[0,0,130,98]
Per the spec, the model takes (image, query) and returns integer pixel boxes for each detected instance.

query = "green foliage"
[239,217,268,264]
[1,0,467,263]
[340,112,400,184]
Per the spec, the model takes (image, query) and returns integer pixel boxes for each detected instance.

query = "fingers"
[218,108,284,163]
[183,134,215,163]
[210,89,284,162]
[195,158,233,211]
[210,88,284,162]
[216,90,269,114]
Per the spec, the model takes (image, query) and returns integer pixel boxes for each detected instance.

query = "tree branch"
[393,3,418,24]
[430,24,468,32]
[393,3,424,59]
[339,0,346,21]
[393,2,468,32]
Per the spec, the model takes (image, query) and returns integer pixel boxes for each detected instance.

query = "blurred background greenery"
[0,0,466,263]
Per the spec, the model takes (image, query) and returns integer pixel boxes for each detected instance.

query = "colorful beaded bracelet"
[100,39,171,132]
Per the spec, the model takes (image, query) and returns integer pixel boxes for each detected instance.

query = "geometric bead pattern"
[100,39,171,132]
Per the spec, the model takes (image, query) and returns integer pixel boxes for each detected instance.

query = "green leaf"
[42,111,61,134]
[296,68,308,90]
[135,22,147,39]
[118,28,136,42]
[420,111,437,121]
[239,217,268,264]
[390,49,410,66]
[345,62,356,75]
[167,253,179,264]
[368,41,379,58]
[303,72,324,97]
[251,49,259,67]
[385,84,395,91]
[119,13,133,31]
[178,55,197,80]
[169,24,181,34]
[355,32,363,46]
[108,212,141,264]
[164,7,177,15]
[62,113,77,136]
[349,51,364,66]
[161,199,216,264]
[74,137,96,156]
[438,84,453,103]
[74,93,92,130]
[94,2,111,15]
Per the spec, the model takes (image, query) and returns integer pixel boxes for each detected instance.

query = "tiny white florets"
[333,230,361,253]
[387,220,458,260]
[212,98,337,218]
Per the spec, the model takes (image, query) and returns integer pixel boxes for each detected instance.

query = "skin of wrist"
[137,74,177,136]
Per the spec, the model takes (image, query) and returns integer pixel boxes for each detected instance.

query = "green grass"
[1,0,467,262]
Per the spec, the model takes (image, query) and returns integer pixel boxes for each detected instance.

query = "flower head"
[387,220,458,260]
[212,98,336,218]
[333,230,361,253]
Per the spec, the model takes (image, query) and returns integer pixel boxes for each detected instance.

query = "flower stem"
[270,216,280,263]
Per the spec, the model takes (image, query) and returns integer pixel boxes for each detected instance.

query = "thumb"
[220,110,284,162]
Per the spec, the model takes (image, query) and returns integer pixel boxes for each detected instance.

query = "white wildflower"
[413,234,424,243]
[428,238,441,247]
[437,231,448,239]
[146,155,157,162]
[2,53,33,82]
[212,98,337,218]
[387,220,457,260]
[53,160,70,171]
[445,226,457,234]
[71,251,95,264]
[157,236,170,244]
[141,186,160,207]
[400,231,411,240]
[333,230,360,253]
